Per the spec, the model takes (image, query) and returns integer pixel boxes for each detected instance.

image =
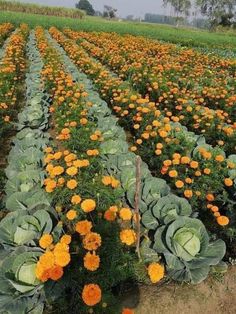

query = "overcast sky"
[19,0,170,18]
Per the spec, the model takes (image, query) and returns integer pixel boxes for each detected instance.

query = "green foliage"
[0,11,235,54]
[76,0,95,16]
[0,0,85,19]
[153,217,226,283]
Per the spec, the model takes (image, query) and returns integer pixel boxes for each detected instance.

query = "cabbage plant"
[0,210,53,249]
[141,194,192,230]
[153,217,226,283]
[0,247,44,314]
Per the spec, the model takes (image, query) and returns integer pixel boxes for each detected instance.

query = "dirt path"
[122,266,236,314]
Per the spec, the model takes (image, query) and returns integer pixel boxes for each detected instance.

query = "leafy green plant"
[153,217,226,283]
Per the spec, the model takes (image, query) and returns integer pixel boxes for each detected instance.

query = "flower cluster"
[0,24,28,139]
[36,234,71,282]
[35,27,138,312]
[49,27,236,234]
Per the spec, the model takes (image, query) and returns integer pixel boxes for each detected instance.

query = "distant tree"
[163,0,191,25]
[126,15,134,21]
[76,0,95,16]
[103,5,117,19]
[196,0,236,28]
[94,10,102,17]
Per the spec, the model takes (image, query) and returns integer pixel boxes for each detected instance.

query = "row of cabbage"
[64,29,236,154]
[0,24,29,142]
[49,27,236,243]
[0,30,60,314]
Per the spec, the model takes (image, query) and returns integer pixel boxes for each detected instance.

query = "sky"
[19,0,169,18]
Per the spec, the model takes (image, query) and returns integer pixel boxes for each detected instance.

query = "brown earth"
[123,266,236,314]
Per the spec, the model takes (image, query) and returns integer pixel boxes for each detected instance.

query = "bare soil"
[122,266,236,314]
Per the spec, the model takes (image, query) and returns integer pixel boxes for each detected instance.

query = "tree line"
[75,0,236,28]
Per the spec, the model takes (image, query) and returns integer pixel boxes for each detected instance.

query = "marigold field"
[0,13,235,314]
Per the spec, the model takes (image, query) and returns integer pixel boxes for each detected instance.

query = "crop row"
[0,24,29,142]
[43,30,227,288]
[65,29,236,155]
[0,26,230,313]
[49,27,236,238]
[0,22,14,47]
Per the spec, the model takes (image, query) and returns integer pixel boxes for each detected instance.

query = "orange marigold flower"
[104,209,116,221]
[203,168,211,175]
[75,220,92,236]
[119,208,132,220]
[206,193,215,202]
[60,235,72,245]
[111,177,120,188]
[39,251,55,269]
[61,128,70,135]
[84,251,100,271]
[190,161,199,169]
[175,180,184,189]
[168,170,178,178]
[71,194,81,204]
[215,155,225,162]
[184,189,193,198]
[39,234,53,249]
[181,156,190,164]
[82,284,102,306]
[102,176,112,186]
[224,178,233,187]
[49,265,64,281]
[83,232,102,251]
[67,179,78,190]
[54,251,71,267]
[66,209,77,220]
[120,229,136,246]
[148,262,165,283]
[216,215,229,226]
[122,309,135,314]
[81,199,96,213]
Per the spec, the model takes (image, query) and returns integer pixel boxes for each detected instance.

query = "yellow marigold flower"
[119,208,132,220]
[52,166,64,176]
[84,251,100,271]
[53,152,62,160]
[148,262,165,283]
[81,199,96,213]
[120,229,136,246]
[75,220,92,236]
[66,166,78,176]
[83,232,102,251]
[39,234,53,249]
[66,209,77,220]
[82,284,102,306]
